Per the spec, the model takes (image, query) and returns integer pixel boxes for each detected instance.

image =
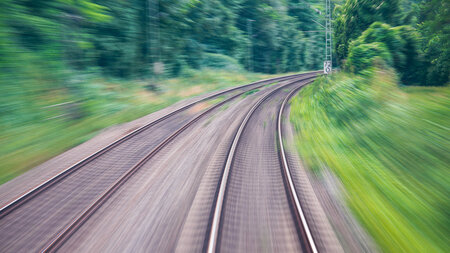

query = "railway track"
[206,77,318,252]
[0,72,318,252]
[0,72,312,217]
[277,85,318,253]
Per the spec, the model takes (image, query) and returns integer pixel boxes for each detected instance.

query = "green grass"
[290,68,449,252]
[264,81,278,88]
[0,69,276,184]
[241,89,260,98]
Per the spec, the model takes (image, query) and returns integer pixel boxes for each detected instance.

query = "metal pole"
[324,0,332,74]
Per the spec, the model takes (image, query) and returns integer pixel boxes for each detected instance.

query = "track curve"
[206,76,318,252]
[0,72,318,252]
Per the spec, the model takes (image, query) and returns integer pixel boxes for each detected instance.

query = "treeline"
[0,0,326,80]
[334,0,449,86]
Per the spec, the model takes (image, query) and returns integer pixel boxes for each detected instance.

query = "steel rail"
[206,75,317,253]
[0,72,318,219]
[277,83,318,253]
[40,73,317,253]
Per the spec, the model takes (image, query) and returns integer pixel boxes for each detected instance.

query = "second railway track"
[277,85,318,253]
[0,72,318,252]
[206,77,318,252]
[0,72,313,216]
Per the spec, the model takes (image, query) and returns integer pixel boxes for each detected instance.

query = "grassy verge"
[241,89,260,98]
[290,68,449,252]
[0,69,277,184]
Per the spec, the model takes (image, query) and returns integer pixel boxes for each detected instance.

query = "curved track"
[206,78,318,252]
[277,86,318,253]
[0,72,318,252]
[0,73,310,216]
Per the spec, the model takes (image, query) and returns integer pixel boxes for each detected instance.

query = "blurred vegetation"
[0,69,275,184]
[299,1,449,249]
[291,69,449,252]
[347,41,393,73]
[0,0,329,183]
[0,0,326,79]
[334,0,449,86]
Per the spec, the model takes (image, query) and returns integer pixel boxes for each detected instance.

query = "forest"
[1,0,326,80]
[0,0,331,133]
[1,0,447,89]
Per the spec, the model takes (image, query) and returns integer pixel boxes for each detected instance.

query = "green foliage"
[418,0,449,86]
[290,69,450,252]
[241,88,259,98]
[392,25,425,84]
[346,22,427,85]
[1,0,327,83]
[334,0,403,62]
[346,42,392,73]
[351,23,404,70]
[347,22,423,85]
[0,69,275,184]
[335,0,448,86]
[200,53,243,71]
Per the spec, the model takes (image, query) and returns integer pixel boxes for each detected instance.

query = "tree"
[348,22,424,84]
[351,23,404,72]
[346,42,393,73]
[418,0,449,86]
[334,0,403,63]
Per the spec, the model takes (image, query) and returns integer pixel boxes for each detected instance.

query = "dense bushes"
[335,0,448,86]
[334,0,403,62]
[347,42,392,73]
[346,22,425,85]
[351,23,404,71]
